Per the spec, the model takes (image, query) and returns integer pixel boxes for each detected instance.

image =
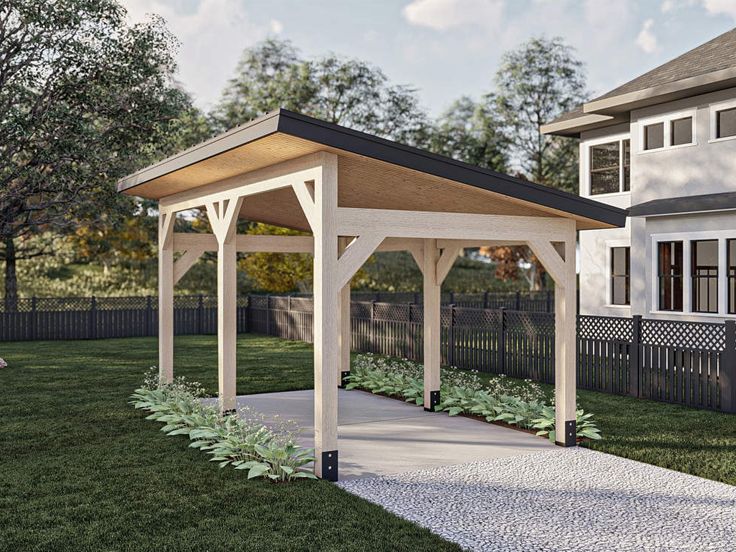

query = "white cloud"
[402,0,504,31]
[120,0,270,109]
[636,19,658,53]
[661,0,675,13]
[269,19,284,34]
[700,0,736,19]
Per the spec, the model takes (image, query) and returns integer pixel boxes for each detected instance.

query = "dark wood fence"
[1,294,734,413]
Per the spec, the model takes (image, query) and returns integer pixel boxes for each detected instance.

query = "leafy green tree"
[213,38,429,144]
[486,37,587,290]
[428,95,508,171]
[495,36,587,192]
[0,0,196,308]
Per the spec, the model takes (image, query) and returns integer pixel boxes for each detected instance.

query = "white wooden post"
[313,153,340,480]
[338,237,351,388]
[206,198,243,414]
[423,238,441,411]
[158,208,175,384]
[554,231,578,447]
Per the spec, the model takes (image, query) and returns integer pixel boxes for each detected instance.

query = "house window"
[716,107,736,139]
[610,247,630,305]
[644,122,664,150]
[622,139,630,191]
[729,240,736,314]
[691,240,718,313]
[671,117,693,146]
[589,141,620,195]
[658,241,683,311]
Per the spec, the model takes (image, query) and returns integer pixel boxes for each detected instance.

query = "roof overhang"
[584,66,736,115]
[630,191,736,217]
[540,113,629,138]
[118,109,627,231]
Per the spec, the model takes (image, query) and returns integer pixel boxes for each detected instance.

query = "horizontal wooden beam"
[436,239,526,249]
[173,233,314,253]
[336,208,573,242]
[159,152,334,213]
[375,237,424,252]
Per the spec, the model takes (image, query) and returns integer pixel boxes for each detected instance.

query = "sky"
[120,0,736,117]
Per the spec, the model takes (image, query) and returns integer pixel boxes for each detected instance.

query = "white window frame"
[583,132,630,197]
[606,239,631,308]
[638,108,698,153]
[709,98,736,143]
[650,230,733,317]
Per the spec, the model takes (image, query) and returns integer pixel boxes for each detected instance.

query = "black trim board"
[629,191,736,217]
[118,108,627,228]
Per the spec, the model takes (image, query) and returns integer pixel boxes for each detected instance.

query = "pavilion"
[118,109,627,480]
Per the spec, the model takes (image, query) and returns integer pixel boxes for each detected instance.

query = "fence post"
[414,292,420,304]
[287,295,292,341]
[89,296,97,339]
[447,304,456,367]
[721,320,736,413]
[370,300,376,353]
[29,296,37,341]
[407,303,415,360]
[629,315,642,398]
[515,291,521,311]
[197,294,204,334]
[499,307,506,374]
[146,296,153,336]
[449,291,455,304]
[546,290,553,313]
[244,294,251,334]
[266,295,271,335]
[483,291,489,309]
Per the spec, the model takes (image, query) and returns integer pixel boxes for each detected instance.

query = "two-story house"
[542,28,736,322]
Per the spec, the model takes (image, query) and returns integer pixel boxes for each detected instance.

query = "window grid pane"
[590,141,620,195]
[717,108,736,139]
[671,117,692,146]
[691,240,718,314]
[610,246,630,305]
[622,139,630,191]
[658,241,683,311]
[645,122,664,150]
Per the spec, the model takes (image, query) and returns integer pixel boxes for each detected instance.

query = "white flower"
[0,358,7,368]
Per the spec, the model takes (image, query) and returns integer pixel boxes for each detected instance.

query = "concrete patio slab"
[219,389,555,479]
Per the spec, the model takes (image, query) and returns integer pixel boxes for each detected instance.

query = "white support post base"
[158,209,175,384]
[423,238,441,412]
[312,154,340,480]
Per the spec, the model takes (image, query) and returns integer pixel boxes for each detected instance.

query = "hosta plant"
[346,353,602,442]
[130,368,317,482]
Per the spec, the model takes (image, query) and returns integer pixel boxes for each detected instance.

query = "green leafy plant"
[346,354,602,442]
[130,368,317,482]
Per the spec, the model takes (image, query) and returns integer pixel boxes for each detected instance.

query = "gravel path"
[337,448,736,552]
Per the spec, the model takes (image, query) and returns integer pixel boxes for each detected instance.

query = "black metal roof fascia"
[629,191,736,217]
[118,108,627,228]
[276,110,627,227]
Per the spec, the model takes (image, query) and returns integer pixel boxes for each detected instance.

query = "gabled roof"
[543,27,736,136]
[118,109,626,230]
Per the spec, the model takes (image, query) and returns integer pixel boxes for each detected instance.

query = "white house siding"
[577,87,736,320]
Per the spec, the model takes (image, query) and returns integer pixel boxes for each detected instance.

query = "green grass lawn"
[0,335,460,552]
[2,336,735,551]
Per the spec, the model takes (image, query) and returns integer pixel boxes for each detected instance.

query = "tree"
[0,0,193,308]
[495,36,587,193]
[213,38,429,144]
[488,37,587,290]
[428,95,508,171]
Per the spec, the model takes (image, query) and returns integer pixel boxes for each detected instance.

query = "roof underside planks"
[118,109,627,231]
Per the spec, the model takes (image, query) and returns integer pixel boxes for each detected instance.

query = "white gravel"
[337,448,736,552]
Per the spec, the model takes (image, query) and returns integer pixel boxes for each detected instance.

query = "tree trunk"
[4,237,18,312]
